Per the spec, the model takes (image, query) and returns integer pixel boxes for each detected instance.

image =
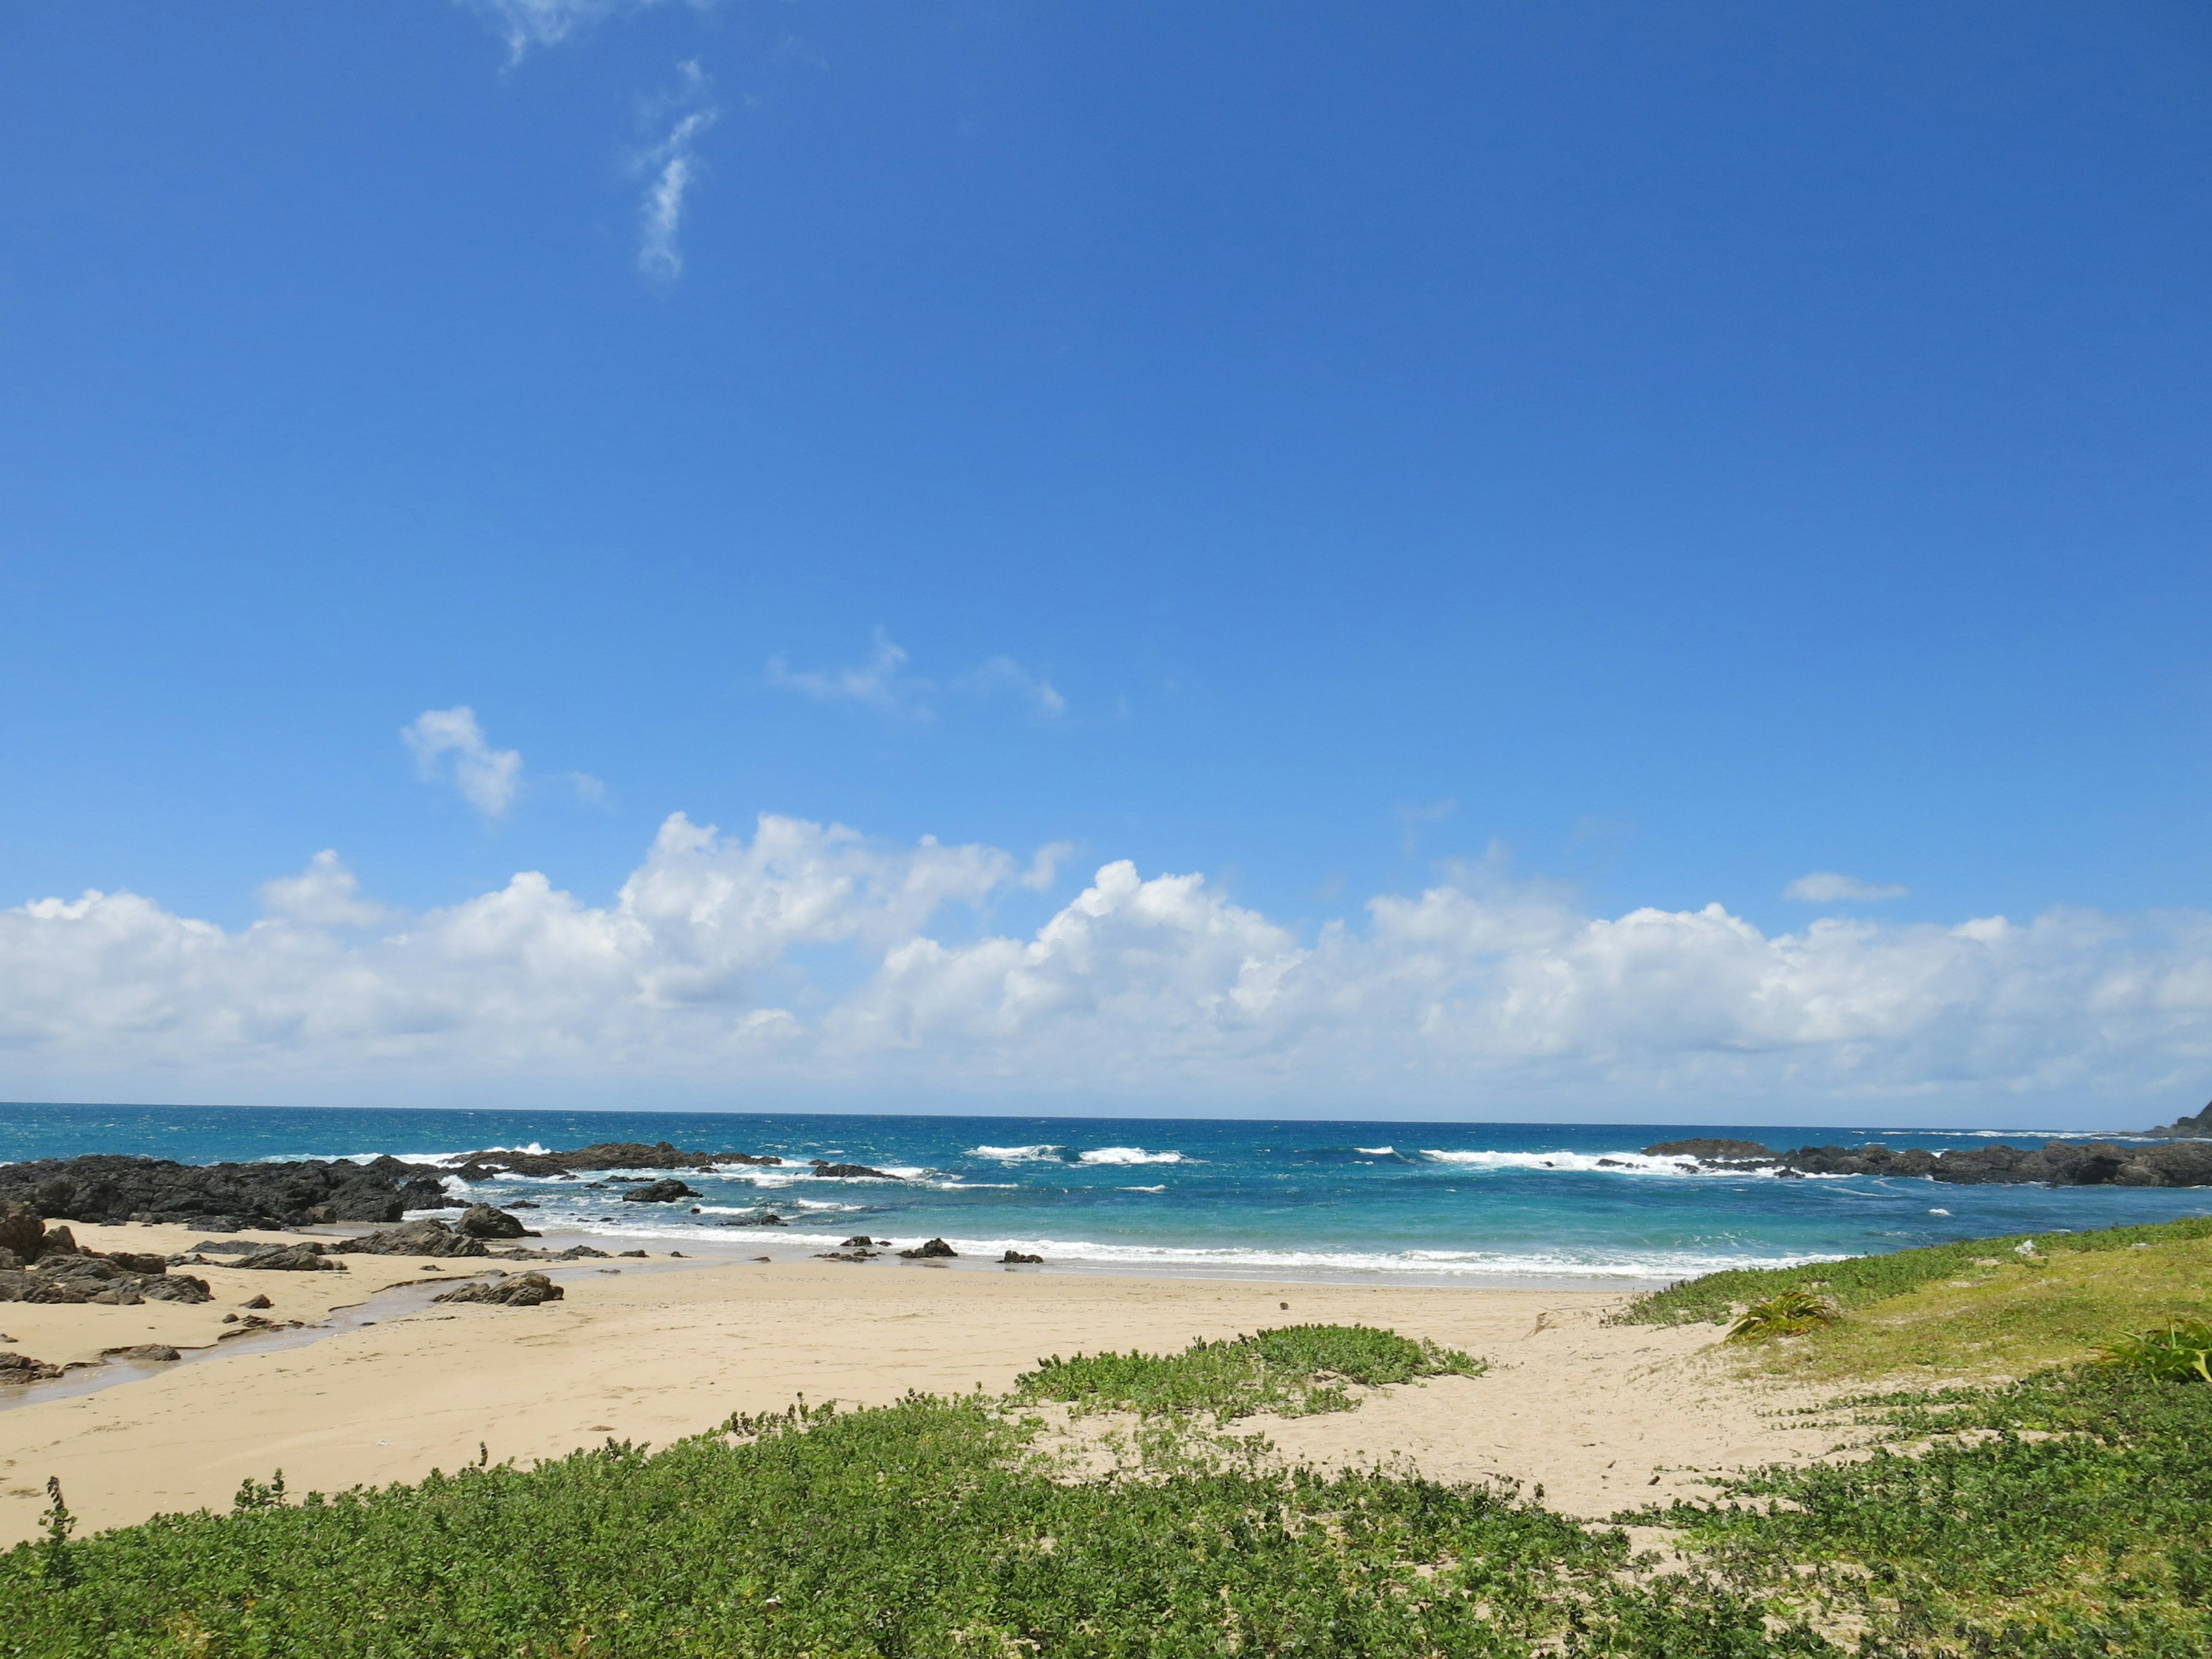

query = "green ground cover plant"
[0,1364,1829,1658]
[1016,1321,1484,1419]
[1614,1214,2212,1330]
[1647,1363,2212,1656]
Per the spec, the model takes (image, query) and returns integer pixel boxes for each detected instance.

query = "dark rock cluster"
[446,1142,783,1180]
[620,1179,699,1204]
[0,1350,64,1384]
[331,1218,490,1258]
[1641,1138,2212,1187]
[1642,1139,1775,1160]
[898,1237,957,1259]
[0,1154,451,1229]
[433,1271,564,1308]
[812,1162,900,1180]
[0,1202,214,1305]
[2142,1102,2212,1138]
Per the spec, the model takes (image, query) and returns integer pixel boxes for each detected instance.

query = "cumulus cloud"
[3,813,2210,1120]
[634,60,717,283]
[768,631,1067,722]
[257,851,389,929]
[1785,872,1911,903]
[403,707,524,818]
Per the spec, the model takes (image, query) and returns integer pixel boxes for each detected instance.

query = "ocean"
[5,1101,2206,1287]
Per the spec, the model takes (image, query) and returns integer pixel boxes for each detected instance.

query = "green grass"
[1619,1215,2212,1385]
[11,1300,2212,1655]
[1646,1363,2212,1656]
[1614,1214,2212,1329]
[0,1380,1831,1658]
[1016,1323,1485,1420]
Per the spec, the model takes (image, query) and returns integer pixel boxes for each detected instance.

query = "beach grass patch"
[0,1344,1833,1658]
[1016,1323,1484,1421]
[1640,1361,2212,1655]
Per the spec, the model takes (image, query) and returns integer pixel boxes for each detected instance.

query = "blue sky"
[2,2,2208,1123]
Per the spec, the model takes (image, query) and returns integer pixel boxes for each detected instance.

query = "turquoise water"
[5,1102,2206,1285]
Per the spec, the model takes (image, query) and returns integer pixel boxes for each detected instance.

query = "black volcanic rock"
[434,1271,564,1308]
[620,1179,700,1204]
[329,1218,489,1259]
[812,1162,901,1180]
[898,1237,957,1259]
[0,1154,449,1229]
[456,1205,537,1239]
[1643,1139,1776,1160]
[458,1142,782,1179]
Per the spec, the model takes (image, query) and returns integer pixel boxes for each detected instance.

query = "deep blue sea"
[5,1103,2206,1286]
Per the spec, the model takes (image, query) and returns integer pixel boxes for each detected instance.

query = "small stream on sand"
[0,1260,707,1412]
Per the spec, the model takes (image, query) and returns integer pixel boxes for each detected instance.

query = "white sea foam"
[1417,1149,1815,1179]
[969,1143,1067,1162]
[1354,1146,1395,1156]
[1125,1184,1166,1193]
[1077,1146,1185,1165]
[537,1221,1837,1283]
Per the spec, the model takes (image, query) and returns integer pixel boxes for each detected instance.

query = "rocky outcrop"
[103,1343,180,1362]
[328,1218,489,1259]
[0,1154,450,1229]
[0,1351,63,1383]
[449,1142,782,1180]
[433,1272,564,1308]
[1000,1250,1043,1264]
[812,1162,900,1180]
[1646,1137,2212,1188]
[898,1237,956,1259]
[0,1203,43,1262]
[717,1211,787,1227]
[620,1180,700,1204]
[0,1255,213,1306]
[232,1244,347,1272]
[1643,1139,1775,1160]
[2143,1102,2212,1138]
[456,1205,537,1239]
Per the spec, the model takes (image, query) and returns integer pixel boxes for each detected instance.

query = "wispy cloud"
[403,706,525,818]
[956,656,1067,720]
[466,0,707,65]
[768,628,930,718]
[635,60,718,283]
[768,630,1068,722]
[1785,871,1911,904]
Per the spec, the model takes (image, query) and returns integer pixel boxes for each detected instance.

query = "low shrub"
[1017,1323,1484,1419]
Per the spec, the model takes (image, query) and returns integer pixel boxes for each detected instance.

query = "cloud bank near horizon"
[3,812,2208,1122]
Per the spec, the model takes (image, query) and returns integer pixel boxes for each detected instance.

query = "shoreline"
[0,1218,1840,1545]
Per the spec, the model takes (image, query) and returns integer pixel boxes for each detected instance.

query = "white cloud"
[1785,872,1911,903]
[403,706,524,819]
[257,851,388,929]
[467,0,706,65]
[634,61,717,283]
[3,812,2210,1122]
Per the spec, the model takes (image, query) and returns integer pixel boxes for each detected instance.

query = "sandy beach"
[0,1221,1844,1545]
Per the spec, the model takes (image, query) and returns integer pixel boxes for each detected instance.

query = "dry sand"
[1,1221,1847,1543]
